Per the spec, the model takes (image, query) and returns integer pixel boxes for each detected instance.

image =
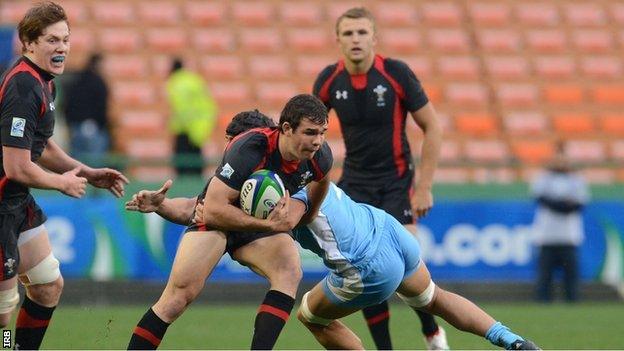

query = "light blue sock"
[485,322,523,349]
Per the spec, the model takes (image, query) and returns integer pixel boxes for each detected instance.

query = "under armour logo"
[4,258,15,275]
[335,90,348,100]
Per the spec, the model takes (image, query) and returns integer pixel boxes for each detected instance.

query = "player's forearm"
[416,122,442,189]
[38,140,83,174]
[156,197,197,225]
[203,202,273,232]
[6,160,66,192]
[300,178,329,224]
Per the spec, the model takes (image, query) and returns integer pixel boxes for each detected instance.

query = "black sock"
[251,290,295,350]
[14,295,56,350]
[127,308,170,350]
[362,300,392,350]
[417,310,439,337]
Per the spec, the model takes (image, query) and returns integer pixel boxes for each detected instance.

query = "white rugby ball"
[240,169,286,219]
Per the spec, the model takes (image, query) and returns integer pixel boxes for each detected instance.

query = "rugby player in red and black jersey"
[0,2,128,349]
[313,7,445,351]
[127,95,332,350]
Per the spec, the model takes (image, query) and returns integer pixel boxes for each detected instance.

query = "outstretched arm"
[124,180,197,225]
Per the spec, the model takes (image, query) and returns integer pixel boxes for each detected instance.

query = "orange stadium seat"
[210,82,251,106]
[112,82,156,106]
[525,30,567,53]
[125,138,172,159]
[477,29,522,53]
[294,55,334,78]
[610,140,624,161]
[439,139,462,163]
[0,2,30,23]
[455,112,498,135]
[373,2,417,27]
[401,56,433,79]
[544,85,584,105]
[129,166,175,182]
[98,29,142,53]
[279,2,322,26]
[137,1,180,25]
[437,56,479,80]
[145,28,186,53]
[326,3,364,21]
[612,3,624,25]
[445,83,488,107]
[468,2,511,27]
[379,29,422,54]
[239,29,282,52]
[572,30,614,53]
[593,85,624,104]
[325,138,345,160]
[600,114,624,136]
[103,55,147,79]
[249,56,292,79]
[184,1,227,26]
[192,29,235,53]
[552,114,595,134]
[496,84,539,107]
[423,83,442,104]
[91,2,135,25]
[61,1,89,24]
[564,140,607,163]
[434,168,471,183]
[485,56,529,80]
[511,139,555,164]
[515,2,560,26]
[67,28,95,53]
[464,139,509,162]
[533,56,576,79]
[581,168,615,184]
[473,168,516,184]
[420,2,463,26]
[255,82,299,108]
[286,28,331,52]
[428,29,470,53]
[563,3,607,27]
[326,111,342,139]
[199,55,244,80]
[232,1,274,26]
[117,110,165,133]
[581,56,622,79]
[503,111,548,135]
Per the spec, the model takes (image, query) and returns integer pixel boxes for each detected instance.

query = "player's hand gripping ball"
[240,169,286,219]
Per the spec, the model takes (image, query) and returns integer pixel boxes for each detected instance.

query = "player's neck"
[277,133,298,161]
[344,54,375,75]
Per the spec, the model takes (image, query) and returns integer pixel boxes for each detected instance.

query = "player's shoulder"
[2,71,40,96]
[315,141,333,161]
[381,57,414,76]
[315,62,342,82]
[226,127,274,153]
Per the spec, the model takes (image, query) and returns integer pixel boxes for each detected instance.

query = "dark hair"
[18,1,68,53]
[279,94,328,132]
[335,7,376,35]
[226,109,276,137]
[170,57,183,74]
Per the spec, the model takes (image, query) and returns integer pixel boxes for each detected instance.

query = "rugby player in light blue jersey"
[288,183,539,350]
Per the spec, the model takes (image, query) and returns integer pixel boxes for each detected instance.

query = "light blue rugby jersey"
[292,182,388,270]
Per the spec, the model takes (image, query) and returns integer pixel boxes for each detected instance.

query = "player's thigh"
[231,233,300,279]
[169,230,226,286]
[17,225,52,273]
[380,176,414,225]
[303,282,360,320]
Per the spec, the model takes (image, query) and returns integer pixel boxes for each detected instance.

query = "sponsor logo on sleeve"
[10,117,25,137]
[220,163,235,179]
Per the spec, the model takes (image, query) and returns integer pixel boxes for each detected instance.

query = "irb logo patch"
[10,117,25,137]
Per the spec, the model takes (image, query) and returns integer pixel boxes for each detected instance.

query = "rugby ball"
[240,170,286,219]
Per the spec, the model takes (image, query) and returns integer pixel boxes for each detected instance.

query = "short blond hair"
[335,7,376,35]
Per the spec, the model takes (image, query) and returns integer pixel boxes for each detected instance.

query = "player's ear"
[281,122,293,135]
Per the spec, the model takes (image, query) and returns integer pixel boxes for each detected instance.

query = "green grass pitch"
[28,302,624,349]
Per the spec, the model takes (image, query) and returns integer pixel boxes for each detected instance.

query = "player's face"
[284,118,327,160]
[336,17,376,64]
[25,21,70,75]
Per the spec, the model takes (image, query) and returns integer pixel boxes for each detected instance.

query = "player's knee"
[298,292,334,327]
[19,252,61,287]
[0,287,19,322]
[26,275,64,306]
[169,279,204,307]
[397,280,436,309]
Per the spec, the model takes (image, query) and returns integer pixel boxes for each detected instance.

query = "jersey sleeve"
[214,132,268,191]
[291,188,310,210]
[0,73,41,150]
[385,58,429,112]
[312,64,338,107]
[312,142,333,181]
